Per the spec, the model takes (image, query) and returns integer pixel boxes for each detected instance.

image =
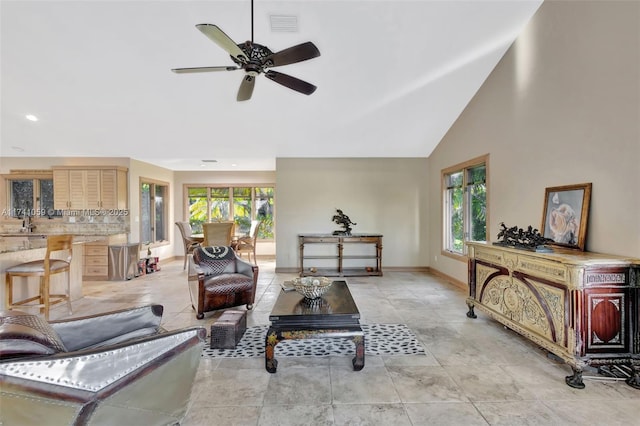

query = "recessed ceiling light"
[25,114,38,122]
[231,163,237,167]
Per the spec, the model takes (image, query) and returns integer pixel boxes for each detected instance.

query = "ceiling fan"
[172,0,320,101]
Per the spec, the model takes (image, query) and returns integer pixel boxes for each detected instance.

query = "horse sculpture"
[332,209,356,235]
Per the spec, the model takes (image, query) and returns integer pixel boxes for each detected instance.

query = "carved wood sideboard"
[466,241,639,389]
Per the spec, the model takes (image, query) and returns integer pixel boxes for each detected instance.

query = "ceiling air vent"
[270,15,298,33]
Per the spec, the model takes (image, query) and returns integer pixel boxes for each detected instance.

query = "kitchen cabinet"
[53,166,128,210]
[83,234,127,280]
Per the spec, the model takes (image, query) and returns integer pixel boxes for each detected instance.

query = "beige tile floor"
[50,257,640,426]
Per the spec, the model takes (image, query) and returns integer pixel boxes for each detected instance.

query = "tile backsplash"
[1,213,129,236]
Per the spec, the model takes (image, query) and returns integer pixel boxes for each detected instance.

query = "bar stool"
[5,234,73,320]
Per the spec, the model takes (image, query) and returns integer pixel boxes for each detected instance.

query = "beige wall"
[275,157,429,270]
[128,159,175,259]
[428,0,640,284]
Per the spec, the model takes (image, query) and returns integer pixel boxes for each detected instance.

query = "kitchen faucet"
[22,214,36,233]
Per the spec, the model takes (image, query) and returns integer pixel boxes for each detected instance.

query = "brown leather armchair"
[0,305,206,425]
[188,246,258,319]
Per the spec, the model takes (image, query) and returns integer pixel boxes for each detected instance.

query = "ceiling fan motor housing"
[233,42,274,75]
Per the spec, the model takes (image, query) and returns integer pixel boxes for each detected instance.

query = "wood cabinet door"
[68,170,88,209]
[580,268,631,356]
[85,169,101,208]
[53,167,128,211]
[99,169,118,209]
[53,169,70,209]
[583,288,628,354]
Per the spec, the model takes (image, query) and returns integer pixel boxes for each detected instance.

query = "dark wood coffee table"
[265,280,364,373]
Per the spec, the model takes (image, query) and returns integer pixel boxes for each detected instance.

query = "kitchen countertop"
[0,234,120,255]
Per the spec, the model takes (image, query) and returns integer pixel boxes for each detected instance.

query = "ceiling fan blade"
[264,42,321,68]
[172,66,239,74]
[196,24,247,63]
[237,74,256,101]
[265,70,317,95]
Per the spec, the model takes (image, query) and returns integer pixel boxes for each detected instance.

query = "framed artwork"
[541,183,592,251]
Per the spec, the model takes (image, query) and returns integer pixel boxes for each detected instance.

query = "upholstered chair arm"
[187,254,203,311]
[235,255,256,277]
[0,327,206,425]
[187,254,205,280]
[50,305,164,352]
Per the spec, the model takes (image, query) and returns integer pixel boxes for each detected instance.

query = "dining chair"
[175,221,202,270]
[202,221,235,246]
[235,219,261,264]
[5,234,73,320]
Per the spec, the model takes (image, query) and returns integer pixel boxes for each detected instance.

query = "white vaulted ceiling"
[1,0,542,171]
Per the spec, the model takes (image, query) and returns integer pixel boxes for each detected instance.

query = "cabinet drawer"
[85,246,108,256]
[85,256,108,266]
[301,237,339,243]
[343,237,380,243]
[84,265,108,276]
[584,268,628,287]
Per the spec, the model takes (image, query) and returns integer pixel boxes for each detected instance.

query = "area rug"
[202,323,426,358]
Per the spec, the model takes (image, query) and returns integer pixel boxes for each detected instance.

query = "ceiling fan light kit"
[172,1,320,102]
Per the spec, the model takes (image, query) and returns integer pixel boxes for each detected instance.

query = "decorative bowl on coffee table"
[292,276,333,299]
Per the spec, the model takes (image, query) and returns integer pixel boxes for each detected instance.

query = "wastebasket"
[108,243,140,281]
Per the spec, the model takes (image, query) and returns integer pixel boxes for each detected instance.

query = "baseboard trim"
[382,266,430,273]
[275,267,299,274]
[427,267,467,291]
[270,265,466,292]
[275,267,432,274]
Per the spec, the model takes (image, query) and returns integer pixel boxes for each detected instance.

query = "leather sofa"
[0,305,206,425]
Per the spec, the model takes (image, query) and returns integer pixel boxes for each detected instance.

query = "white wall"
[275,158,429,270]
[427,0,640,284]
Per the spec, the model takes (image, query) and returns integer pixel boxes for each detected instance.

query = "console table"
[298,234,382,277]
[466,241,640,389]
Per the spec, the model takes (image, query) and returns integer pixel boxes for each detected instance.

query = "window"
[255,187,274,239]
[185,185,275,239]
[233,187,252,234]
[140,179,169,245]
[2,171,61,219]
[209,187,230,221]
[442,156,488,256]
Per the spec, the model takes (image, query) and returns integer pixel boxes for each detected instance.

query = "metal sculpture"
[493,222,554,251]
[332,209,356,236]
